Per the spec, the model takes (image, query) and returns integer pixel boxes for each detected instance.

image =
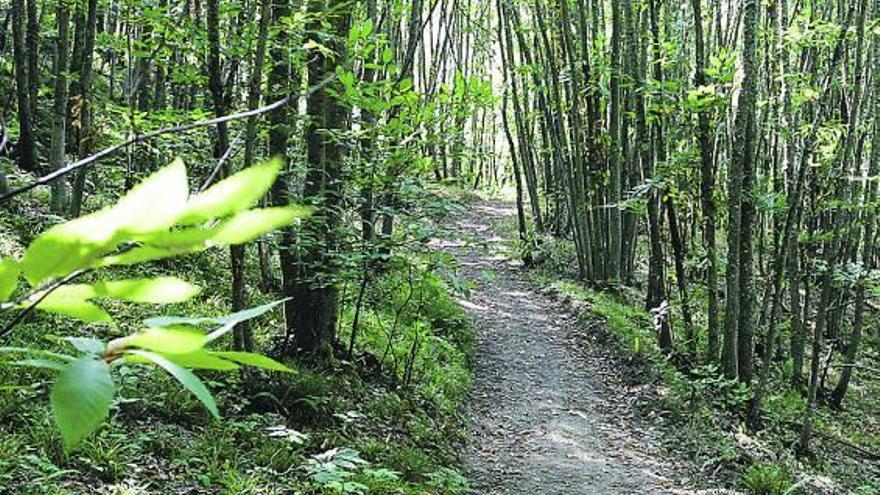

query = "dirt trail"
[440,201,697,495]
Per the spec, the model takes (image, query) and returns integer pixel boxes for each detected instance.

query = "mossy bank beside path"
[440,202,705,495]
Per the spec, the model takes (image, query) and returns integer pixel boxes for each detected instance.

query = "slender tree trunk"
[69,0,98,216]
[608,0,623,282]
[638,1,669,349]
[268,0,299,346]
[11,0,36,173]
[692,0,719,363]
[25,0,38,119]
[497,0,528,253]
[49,0,71,213]
[734,0,760,385]
[246,0,273,299]
[829,0,875,409]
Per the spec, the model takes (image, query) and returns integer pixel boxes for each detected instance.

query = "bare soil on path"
[440,201,709,495]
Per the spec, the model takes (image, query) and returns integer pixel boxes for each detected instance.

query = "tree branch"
[0,75,337,204]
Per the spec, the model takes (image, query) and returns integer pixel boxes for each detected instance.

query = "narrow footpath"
[440,201,704,495]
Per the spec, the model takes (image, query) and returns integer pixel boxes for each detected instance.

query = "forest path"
[439,201,696,495]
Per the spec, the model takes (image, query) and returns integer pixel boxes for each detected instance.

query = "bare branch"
[0,75,337,204]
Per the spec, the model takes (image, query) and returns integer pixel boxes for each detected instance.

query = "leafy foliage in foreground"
[0,239,472,494]
[0,159,305,449]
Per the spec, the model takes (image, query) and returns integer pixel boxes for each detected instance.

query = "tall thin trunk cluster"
[495,0,880,455]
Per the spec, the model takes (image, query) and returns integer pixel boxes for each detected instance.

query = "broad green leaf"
[164,351,240,370]
[177,159,283,225]
[0,347,76,362]
[138,228,216,249]
[98,205,308,267]
[62,337,106,355]
[212,352,293,372]
[145,299,288,332]
[143,314,216,328]
[20,160,189,285]
[123,350,239,370]
[50,357,115,449]
[210,206,310,245]
[21,277,198,324]
[204,321,238,344]
[21,210,120,285]
[29,285,112,323]
[97,243,205,267]
[0,258,20,302]
[128,350,218,418]
[12,358,67,371]
[212,299,289,325]
[123,327,206,354]
[115,158,189,234]
[95,277,201,304]
[145,300,289,344]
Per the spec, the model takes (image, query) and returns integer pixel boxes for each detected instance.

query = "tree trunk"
[11,0,37,173]
[692,0,719,363]
[49,0,71,213]
[69,0,98,216]
[288,0,351,356]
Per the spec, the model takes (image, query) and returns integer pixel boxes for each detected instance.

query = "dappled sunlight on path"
[445,201,713,495]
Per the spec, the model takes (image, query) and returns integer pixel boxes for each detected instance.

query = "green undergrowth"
[0,187,473,494]
[524,233,879,495]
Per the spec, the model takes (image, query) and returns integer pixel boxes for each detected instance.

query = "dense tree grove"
[0,0,878,492]
[498,0,880,454]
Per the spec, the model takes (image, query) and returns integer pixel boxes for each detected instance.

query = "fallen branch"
[813,429,880,461]
[782,419,880,460]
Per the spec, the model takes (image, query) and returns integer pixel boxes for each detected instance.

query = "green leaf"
[163,351,240,371]
[0,258,20,302]
[123,327,206,355]
[50,357,115,449]
[62,337,106,355]
[94,277,201,304]
[209,206,310,245]
[98,206,310,268]
[212,299,288,328]
[0,347,76,362]
[116,158,189,234]
[20,160,190,285]
[21,210,120,285]
[127,350,219,419]
[30,285,113,323]
[177,159,283,225]
[212,352,293,372]
[144,299,288,342]
[11,358,67,371]
[97,243,205,267]
[22,277,197,324]
[123,350,239,371]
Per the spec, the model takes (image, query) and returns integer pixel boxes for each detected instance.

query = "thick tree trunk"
[288,0,351,356]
